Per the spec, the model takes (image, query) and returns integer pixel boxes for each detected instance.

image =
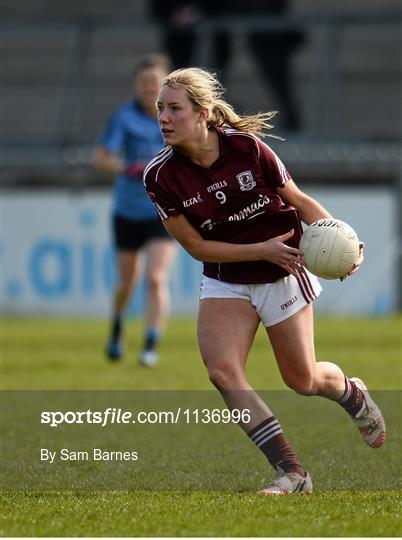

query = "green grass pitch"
[1,315,402,537]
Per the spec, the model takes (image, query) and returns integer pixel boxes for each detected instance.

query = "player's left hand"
[340,241,365,281]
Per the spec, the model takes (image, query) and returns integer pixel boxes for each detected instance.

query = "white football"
[300,219,360,279]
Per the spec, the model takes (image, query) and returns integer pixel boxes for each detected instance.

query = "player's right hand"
[125,162,146,180]
[260,229,303,276]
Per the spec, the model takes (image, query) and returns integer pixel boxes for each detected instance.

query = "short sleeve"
[144,173,181,221]
[256,138,292,190]
[98,110,124,152]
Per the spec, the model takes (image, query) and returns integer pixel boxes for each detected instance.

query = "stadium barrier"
[2,186,398,316]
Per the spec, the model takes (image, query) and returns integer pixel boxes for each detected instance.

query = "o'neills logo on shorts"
[281,296,297,310]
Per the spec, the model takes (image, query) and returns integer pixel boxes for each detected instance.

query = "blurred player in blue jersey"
[94,54,177,366]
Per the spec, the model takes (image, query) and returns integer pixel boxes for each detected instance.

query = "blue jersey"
[98,101,164,220]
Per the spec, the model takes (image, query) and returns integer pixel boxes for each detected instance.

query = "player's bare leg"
[106,250,142,360]
[198,298,265,427]
[267,304,345,399]
[114,250,143,313]
[267,303,385,447]
[198,298,311,493]
[139,239,177,366]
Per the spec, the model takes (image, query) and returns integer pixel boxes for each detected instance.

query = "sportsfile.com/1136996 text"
[40,407,252,427]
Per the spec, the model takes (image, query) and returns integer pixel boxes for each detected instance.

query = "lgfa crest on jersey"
[236,170,256,191]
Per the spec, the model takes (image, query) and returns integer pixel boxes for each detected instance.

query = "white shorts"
[199,270,322,327]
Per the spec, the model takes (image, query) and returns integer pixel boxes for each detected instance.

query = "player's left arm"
[256,136,364,277]
[279,179,332,225]
[280,179,364,278]
[257,138,331,225]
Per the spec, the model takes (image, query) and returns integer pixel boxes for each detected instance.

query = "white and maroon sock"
[337,377,365,417]
[248,416,305,476]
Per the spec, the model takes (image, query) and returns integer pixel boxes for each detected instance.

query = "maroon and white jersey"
[144,127,302,284]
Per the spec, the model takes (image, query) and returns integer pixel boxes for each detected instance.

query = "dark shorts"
[113,214,171,251]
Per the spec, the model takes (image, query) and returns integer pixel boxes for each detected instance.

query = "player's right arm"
[93,147,147,179]
[163,214,302,274]
[144,154,302,274]
[93,108,125,177]
[93,146,124,177]
[93,107,144,179]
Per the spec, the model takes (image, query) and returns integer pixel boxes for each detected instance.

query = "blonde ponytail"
[210,99,279,138]
[162,67,280,139]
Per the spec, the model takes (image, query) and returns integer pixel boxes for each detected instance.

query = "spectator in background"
[150,1,202,69]
[150,0,230,80]
[151,0,305,131]
[93,54,177,367]
[238,0,305,131]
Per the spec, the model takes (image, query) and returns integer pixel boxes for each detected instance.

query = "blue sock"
[111,316,122,342]
[144,329,160,351]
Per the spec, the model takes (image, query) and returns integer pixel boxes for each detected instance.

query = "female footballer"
[144,67,385,494]
[94,55,177,366]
